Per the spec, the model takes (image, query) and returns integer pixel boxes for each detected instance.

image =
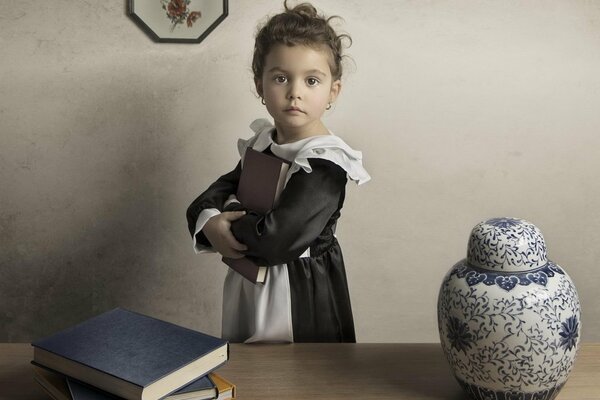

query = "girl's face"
[256,44,341,143]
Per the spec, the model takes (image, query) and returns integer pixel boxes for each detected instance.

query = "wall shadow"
[0,65,175,341]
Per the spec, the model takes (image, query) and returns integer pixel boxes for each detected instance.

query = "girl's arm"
[186,162,242,249]
[201,210,248,258]
[229,158,347,266]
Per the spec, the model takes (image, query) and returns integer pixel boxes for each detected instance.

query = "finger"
[224,250,245,259]
[223,211,246,221]
[224,232,248,251]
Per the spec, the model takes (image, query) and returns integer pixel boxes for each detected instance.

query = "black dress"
[186,119,370,343]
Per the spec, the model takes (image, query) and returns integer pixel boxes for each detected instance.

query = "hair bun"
[286,2,318,18]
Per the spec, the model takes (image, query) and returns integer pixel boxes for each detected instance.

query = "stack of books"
[31,308,236,400]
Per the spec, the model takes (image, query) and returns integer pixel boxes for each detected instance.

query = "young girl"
[186,1,370,343]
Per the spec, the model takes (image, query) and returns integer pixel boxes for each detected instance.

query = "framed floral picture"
[129,0,228,43]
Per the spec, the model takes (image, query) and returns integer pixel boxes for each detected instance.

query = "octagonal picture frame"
[128,0,228,43]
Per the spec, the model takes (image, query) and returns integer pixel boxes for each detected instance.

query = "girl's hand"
[202,211,248,259]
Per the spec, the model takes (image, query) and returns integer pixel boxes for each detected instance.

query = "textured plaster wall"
[1,0,599,342]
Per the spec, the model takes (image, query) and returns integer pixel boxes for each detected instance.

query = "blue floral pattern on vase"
[450,261,565,292]
[457,379,565,400]
[438,218,581,400]
[559,316,579,352]
[447,316,474,353]
[467,218,548,271]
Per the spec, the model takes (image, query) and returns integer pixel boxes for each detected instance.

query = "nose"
[287,80,302,100]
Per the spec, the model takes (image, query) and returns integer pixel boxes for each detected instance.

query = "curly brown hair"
[252,1,351,85]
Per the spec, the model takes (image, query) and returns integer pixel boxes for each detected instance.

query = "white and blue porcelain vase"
[437,217,581,400]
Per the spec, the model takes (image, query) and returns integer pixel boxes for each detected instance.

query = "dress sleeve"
[229,158,347,266]
[186,162,242,247]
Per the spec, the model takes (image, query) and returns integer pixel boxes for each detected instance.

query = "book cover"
[67,375,217,400]
[68,378,121,400]
[236,147,290,214]
[31,308,228,400]
[220,257,267,284]
[166,375,216,400]
[222,148,290,284]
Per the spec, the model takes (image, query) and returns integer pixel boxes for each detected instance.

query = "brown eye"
[306,77,320,86]
[275,75,287,84]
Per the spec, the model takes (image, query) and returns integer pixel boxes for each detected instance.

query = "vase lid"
[466,217,548,272]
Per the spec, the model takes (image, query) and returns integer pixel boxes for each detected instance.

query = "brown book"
[32,365,71,400]
[209,372,236,399]
[222,148,290,284]
[236,147,290,213]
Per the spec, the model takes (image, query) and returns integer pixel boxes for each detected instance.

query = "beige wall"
[1,0,599,342]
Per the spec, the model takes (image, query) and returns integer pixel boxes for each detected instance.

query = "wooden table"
[1,343,598,399]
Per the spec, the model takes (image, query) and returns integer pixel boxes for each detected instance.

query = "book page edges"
[256,266,267,283]
[145,343,228,400]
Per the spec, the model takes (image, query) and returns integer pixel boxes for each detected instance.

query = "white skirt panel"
[221,264,294,343]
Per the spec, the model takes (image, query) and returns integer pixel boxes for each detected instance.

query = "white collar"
[239,119,371,185]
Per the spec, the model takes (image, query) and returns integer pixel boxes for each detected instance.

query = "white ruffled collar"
[238,119,371,185]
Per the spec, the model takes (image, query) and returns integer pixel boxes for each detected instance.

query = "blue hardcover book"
[32,308,228,400]
[68,378,121,400]
[164,375,217,400]
[67,375,217,400]
[33,364,219,400]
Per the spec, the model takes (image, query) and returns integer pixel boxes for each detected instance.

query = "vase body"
[438,218,581,400]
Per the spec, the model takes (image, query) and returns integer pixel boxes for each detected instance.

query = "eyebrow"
[267,67,327,77]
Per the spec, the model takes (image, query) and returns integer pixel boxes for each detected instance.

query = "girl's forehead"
[264,44,333,74]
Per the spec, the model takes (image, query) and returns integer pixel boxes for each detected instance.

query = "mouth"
[285,106,305,113]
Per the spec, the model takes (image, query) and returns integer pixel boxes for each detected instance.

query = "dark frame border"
[128,0,228,44]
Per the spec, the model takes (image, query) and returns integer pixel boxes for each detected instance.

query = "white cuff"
[193,208,221,254]
[224,194,240,209]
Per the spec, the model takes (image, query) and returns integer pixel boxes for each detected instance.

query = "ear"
[329,79,342,103]
[255,78,263,98]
